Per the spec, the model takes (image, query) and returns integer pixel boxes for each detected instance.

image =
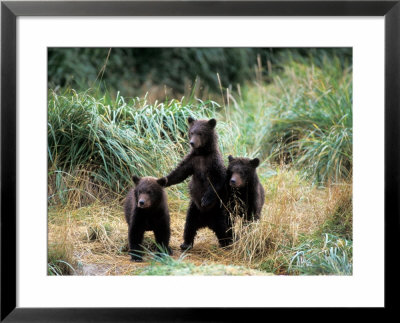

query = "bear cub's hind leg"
[180,202,201,250]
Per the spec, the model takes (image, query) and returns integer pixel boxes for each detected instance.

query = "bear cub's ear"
[132,175,141,185]
[208,118,217,128]
[250,158,260,168]
[188,117,195,124]
[157,177,168,187]
[228,155,234,162]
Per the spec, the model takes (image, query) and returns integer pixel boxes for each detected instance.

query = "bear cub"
[160,117,231,250]
[124,176,171,261]
[227,156,265,221]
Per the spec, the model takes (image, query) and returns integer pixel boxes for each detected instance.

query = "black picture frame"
[1,0,398,321]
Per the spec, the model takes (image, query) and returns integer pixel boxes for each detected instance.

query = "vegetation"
[48,217,75,275]
[48,48,351,99]
[48,48,352,275]
[265,57,352,184]
[136,251,271,276]
[48,90,217,205]
[288,233,352,275]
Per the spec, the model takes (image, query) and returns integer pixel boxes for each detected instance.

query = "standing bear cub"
[159,117,231,250]
[124,176,171,261]
[227,156,265,221]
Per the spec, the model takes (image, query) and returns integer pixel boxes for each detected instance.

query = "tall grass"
[217,52,352,185]
[48,90,220,205]
[48,51,352,206]
[264,55,352,184]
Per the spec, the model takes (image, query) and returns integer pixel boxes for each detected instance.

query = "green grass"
[258,233,353,276]
[213,52,352,185]
[48,259,75,276]
[288,233,352,275]
[135,250,269,276]
[48,90,220,204]
[264,56,352,184]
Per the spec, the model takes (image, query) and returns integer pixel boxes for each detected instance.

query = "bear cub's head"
[132,176,167,209]
[187,117,217,150]
[227,156,260,188]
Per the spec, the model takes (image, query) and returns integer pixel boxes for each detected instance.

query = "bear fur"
[227,156,265,221]
[160,117,231,250]
[124,176,171,261]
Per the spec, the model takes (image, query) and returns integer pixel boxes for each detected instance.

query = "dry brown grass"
[226,170,352,270]
[48,168,122,208]
[48,211,76,275]
[48,168,352,275]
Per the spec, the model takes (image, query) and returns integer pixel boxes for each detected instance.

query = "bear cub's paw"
[219,239,233,248]
[156,177,168,187]
[130,256,143,262]
[180,242,193,251]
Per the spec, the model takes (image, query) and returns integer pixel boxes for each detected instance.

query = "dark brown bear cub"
[227,156,265,221]
[159,117,231,250]
[124,176,171,261]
